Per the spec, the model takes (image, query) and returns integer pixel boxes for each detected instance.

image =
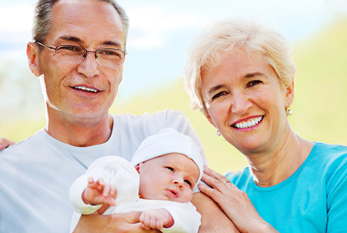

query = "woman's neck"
[245,133,314,187]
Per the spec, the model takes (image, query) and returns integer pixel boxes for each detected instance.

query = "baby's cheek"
[182,190,193,203]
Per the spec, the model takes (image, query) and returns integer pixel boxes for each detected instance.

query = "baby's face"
[137,153,200,203]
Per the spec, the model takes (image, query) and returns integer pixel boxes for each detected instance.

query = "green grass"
[2,18,347,175]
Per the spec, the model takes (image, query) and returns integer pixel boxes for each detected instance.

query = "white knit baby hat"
[131,128,204,187]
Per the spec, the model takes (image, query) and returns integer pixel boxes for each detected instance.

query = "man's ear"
[27,42,42,77]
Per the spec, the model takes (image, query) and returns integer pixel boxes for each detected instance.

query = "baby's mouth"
[166,189,178,198]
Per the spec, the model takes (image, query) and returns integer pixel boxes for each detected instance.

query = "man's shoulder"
[112,109,184,120]
[0,130,43,156]
[111,109,187,127]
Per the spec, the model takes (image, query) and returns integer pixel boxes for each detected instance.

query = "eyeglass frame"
[34,41,127,67]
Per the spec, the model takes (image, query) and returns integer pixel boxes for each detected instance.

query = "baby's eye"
[166,167,174,172]
[212,91,228,100]
[247,80,262,87]
[184,180,192,187]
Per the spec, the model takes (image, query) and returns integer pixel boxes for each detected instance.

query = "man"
[0,0,238,232]
[1,0,180,232]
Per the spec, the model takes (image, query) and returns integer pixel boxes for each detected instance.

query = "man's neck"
[45,113,113,147]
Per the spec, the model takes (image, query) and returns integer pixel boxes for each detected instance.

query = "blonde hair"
[184,18,296,115]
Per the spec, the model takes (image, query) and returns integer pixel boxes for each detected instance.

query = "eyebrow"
[207,84,225,96]
[244,72,265,78]
[59,36,82,43]
[207,72,265,96]
[58,36,122,48]
[102,40,123,47]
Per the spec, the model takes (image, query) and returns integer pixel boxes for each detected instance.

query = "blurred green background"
[1,18,346,174]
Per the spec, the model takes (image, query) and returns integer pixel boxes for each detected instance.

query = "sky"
[1,0,346,101]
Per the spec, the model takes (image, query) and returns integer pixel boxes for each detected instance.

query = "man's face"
[34,0,125,122]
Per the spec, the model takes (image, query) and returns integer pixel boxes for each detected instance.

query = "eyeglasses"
[35,41,126,69]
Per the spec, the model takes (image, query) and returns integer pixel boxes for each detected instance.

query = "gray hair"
[184,18,296,115]
[33,0,129,49]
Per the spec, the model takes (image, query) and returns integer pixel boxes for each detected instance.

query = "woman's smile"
[232,116,264,130]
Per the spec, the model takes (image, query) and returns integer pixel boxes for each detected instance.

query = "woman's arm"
[0,138,15,150]
[73,212,161,233]
[192,192,240,232]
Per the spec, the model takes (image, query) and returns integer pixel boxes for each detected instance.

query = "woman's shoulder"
[309,142,347,182]
[311,142,347,161]
[225,167,252,187]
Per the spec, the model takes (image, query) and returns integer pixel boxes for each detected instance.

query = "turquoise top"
[226,142,347,233]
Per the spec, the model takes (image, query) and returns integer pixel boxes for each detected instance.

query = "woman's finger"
[202,168,231,190]
[198,182,222,200]
[204,166,230,183]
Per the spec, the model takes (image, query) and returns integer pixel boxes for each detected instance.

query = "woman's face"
[200,49,294,155]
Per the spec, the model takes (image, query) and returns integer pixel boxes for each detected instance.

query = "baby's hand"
[139,208,174,230]
[82,177,117,209]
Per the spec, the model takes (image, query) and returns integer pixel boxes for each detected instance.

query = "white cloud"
[0,5,33,43]
[0,6,33,31]
[326,0,347,14]
[126,6,205,50]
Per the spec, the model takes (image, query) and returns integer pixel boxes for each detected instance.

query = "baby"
[69,128,204,232]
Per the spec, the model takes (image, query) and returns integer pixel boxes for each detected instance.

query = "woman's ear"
[27,42,42,77]
[284,77,295,108]
[203,109,217,129]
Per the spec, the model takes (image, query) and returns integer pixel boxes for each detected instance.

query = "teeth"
[234,116,263,129]
[74,86,98,93]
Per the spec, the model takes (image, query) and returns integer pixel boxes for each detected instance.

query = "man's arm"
[73,212,161,233]
[192,192,240,233]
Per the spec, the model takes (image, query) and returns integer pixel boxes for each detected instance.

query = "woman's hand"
[0,138,15,151]
[198,166,278,233]
[73,212,161,233]
[192,192,240,232]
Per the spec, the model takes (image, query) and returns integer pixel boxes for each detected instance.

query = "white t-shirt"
[0,109,207,233]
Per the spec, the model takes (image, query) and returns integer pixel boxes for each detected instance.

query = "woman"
[185,18,347,232]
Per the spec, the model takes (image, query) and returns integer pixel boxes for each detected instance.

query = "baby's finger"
[96,177,105,186]
[95,178,105,191]
[103,184,111,196]
[110,184,117,197]
[87,177,99,189]
[139,213,151,230]
[87,177,95,184]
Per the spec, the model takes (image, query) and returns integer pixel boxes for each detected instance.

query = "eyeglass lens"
[55,45,125,69]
